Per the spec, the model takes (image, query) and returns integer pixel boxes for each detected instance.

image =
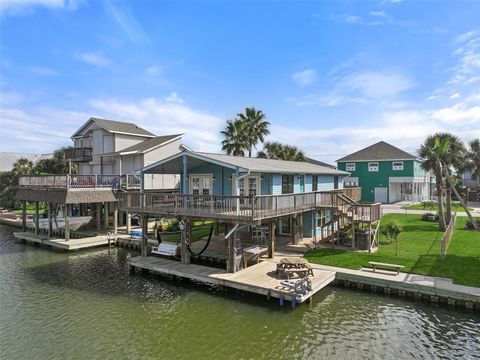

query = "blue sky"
[1,0,479,164]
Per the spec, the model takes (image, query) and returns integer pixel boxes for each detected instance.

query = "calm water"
[0,225,479,360]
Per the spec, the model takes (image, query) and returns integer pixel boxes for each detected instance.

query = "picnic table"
[277,257,314,278]
[242,245,268,268]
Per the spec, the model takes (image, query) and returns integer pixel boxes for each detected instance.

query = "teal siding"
[261,173,272,195]
[338,159,416,202]
[189,163,235,195]
[318,175,335,191]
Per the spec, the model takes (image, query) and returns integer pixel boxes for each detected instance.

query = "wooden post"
[104,202,109,230]
[34,201,39,236]
[227,225,237,273]
[126,212,131,234]
[96,203,101,231]
[141,215,148,257]
[352,221,356,250]
[22,200,27,232]
[291,216,296,245]
[331,209,335,248]
[47,202,52,238]
[268,222,275,258]
[113,203,118,236]
[65,204,70,241]
[180,218,191,264]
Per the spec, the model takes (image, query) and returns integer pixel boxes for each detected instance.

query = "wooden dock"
[129,256,336,304]
[13,232,113,250]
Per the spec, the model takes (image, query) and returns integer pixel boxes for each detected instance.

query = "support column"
[104,202,109,230]
[126,212,131,234]
[291,216,296,245]
[34,201,40,236]
[65,204,70,241]
[268,222,275,258]
[182,154,188,194]
[47,202,52,238]
[141,215,148,257]
[22,200,27,232]
[352,221,356,250]
[96,203,101,232]
[227,227,237,273]
[180,219,191,265]
[113,203,118,236]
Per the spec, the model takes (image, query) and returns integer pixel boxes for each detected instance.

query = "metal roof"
[72,117,155,138]
[336,141,417,162]
[145,151,349,175]
[0,152,53,173]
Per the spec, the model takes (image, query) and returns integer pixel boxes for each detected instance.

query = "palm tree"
[236,107,270,157]
[465,139,480,181]
[221,119,249,156]
[418,135,449,231]
[12,158,34,176]
[257,141,306,161]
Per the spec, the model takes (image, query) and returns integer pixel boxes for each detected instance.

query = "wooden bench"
[368,261,405,275]
[151,243,178,257]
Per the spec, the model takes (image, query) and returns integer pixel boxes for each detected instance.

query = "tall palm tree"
[236,107,270,157]
[257,141,306,161]
[465,139,480,181]
[418,135,449,231]
[220,119,249,156]
[12,158,34,176]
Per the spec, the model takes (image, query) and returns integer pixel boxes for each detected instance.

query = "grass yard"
[402,202,473,212]
[305,214,480,287]
[161,222,225,244]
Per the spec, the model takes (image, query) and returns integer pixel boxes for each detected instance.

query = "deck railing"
[118,189,380,223]
[343,187,361,202]
[18,174,141,189]
[64,147,93,162]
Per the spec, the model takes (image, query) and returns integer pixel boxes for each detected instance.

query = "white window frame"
[368,162,379,172]
[346,163,356,171]
[392,161,404,171]
[232,175,261,196]
[189,174,213,195]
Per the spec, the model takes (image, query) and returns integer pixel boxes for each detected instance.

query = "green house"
[336,141,434,203]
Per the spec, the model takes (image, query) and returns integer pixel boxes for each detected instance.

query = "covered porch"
[389,177,433,203]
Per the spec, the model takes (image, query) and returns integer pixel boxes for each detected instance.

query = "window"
[334,176,339,189]
[343,177,359,187]
[346,163,356,171]
[368,162,379,172]
[393,161,404,171]
[312,175,318,192]
[282,175,294,194]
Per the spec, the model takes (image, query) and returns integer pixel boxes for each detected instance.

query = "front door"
[189,175,213,195]
[374,187,388,203]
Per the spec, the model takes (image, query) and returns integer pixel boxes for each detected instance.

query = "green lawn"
[402,202,473,212]
[305,214,480,287]
[161,222,225,243]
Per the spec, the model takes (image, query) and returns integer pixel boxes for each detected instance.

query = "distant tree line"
[0,147,76,208]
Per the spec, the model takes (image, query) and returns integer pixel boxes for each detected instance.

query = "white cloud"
[103,0,148,46]
[26,65,61,76]
[292,69,318,86]
[88,95,223,152]
[449,92,460,99]
[75,53,111,67]
[342,71,414,98]
[369,11,389,18]
[0,0,81,16]
[145,66,162,76]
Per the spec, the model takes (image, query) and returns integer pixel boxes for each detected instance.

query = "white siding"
[115,134,149,152]
[143,138,182,165]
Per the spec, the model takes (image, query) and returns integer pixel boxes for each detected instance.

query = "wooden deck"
[13,232,113,250]
[129,256,336,304]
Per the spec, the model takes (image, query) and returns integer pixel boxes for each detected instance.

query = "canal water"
[0,225,479,359]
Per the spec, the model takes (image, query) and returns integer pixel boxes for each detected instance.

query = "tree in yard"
[35,147,77,175]
[236,107,270,157]
[221,119,249,156]
[381,221,403,256]
[465,139,480,181]
[257,141,306,161]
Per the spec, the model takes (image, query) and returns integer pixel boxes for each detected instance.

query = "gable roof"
[0,152,53,173]
[336,141,417,162]
[305,157,337,169]
[117,134,183,154]
[145,150,349,175]
[72,117,155,138]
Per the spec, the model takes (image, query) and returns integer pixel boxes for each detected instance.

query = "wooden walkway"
[129,256,336,304]
[13,232,112,250]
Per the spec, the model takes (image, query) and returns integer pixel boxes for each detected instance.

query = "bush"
[421,200,436,209]
[381,221,403,244]
[421,212,437,222]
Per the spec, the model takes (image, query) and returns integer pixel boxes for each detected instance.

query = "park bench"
[368,261,405,275]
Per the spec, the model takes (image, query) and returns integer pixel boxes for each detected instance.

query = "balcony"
[64,147,93,162]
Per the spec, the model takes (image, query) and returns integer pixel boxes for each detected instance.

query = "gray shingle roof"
[336,141,417,162]
[72,117,155,138]
[191,152,349,175]
[305,157,337,169]
[119,134,182,154]
[0,152,53,173]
